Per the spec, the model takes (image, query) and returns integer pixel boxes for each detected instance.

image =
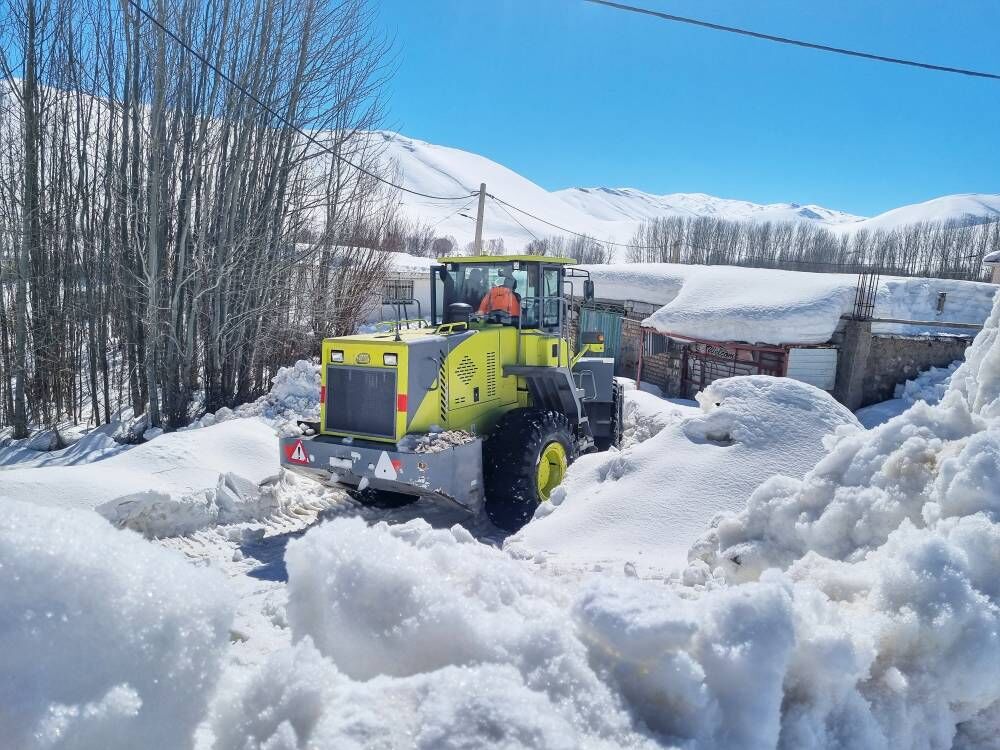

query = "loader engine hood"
[320,330,462,443]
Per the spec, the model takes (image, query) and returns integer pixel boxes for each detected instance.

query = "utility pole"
[473,182,486,255]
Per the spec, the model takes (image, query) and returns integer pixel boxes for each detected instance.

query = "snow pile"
[617,381,699,448]
[894,360,960,404]
[855,361,960,428]
[0,499,232,749]
[677,294,1000,743]
[0,419,280,535]
[398,429,477,453]
[0,422,127,469]
[97,472,283,538]
[641,266,853,345]
[213,517,652,750]
[506,376,861,571]
[584,263,996,345]
[192,360,320,437]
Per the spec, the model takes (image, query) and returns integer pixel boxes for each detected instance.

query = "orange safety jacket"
[478,286,521,316]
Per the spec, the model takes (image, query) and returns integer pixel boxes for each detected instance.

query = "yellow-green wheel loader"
[279,255,623,531]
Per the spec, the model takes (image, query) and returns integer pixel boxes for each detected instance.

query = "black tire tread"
[483,409,575,531]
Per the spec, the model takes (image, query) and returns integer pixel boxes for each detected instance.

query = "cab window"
[541,267,561,330]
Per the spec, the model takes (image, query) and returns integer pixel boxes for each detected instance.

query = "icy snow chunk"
[97,472,284,537]
[0,499,233,749]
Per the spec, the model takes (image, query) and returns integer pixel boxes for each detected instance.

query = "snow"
[381,131,1000,251]
[4,270,1000,747]
[0,419,280,535]
[855,361,959,428]
[506,376,861,572]
[192,359,321,437]
[214,292,1000,747]
[839,193,1000,234]
[215,517,652,750]
[0,499,233,749]
[583,262,997,345]
[0,422,128,469]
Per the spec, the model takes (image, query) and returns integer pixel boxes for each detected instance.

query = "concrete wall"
[834,319,973,409]
[862,333,971,406]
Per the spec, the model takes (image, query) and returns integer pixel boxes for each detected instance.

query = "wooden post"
[473,182,486,255]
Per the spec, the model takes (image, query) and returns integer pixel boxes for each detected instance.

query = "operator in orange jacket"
[478,274,521,318]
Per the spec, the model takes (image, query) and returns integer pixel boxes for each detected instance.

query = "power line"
[492,196,541,243]
[122,0,479,202]
[488,193,637,248]
[429,199,477,230]
[580,0,1000,81]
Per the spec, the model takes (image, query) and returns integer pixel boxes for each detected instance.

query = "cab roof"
[443,255,576,265]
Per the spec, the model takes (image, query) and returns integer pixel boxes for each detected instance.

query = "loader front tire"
[483,409,575,532]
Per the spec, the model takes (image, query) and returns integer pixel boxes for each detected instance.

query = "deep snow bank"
[678,291,1000,745]
[0,419,280,533]
[506,376,861,571]
[214,517,654,750]
[584,263,996,345]
[0,499,232,749]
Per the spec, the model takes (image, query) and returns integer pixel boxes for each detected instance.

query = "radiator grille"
[324,365,396,438]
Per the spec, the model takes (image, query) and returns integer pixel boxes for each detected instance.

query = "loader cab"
[430,255,579,333]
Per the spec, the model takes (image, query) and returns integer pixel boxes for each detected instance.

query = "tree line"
[0,0,396,438]
[624,214,1000,280]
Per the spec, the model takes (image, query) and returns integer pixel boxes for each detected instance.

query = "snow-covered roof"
[984,249,1000,265]
[583,263,998,345]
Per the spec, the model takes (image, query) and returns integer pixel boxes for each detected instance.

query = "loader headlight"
[330,350,344,363]
[383,353,398,366]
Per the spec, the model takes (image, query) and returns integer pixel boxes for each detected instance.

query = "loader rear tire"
[483,409,575,532]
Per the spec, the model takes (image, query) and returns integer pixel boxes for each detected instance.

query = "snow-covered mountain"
[379,132,1000,251]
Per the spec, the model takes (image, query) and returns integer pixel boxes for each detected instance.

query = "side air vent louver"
[455,355,477,385]
[486,352,497,398]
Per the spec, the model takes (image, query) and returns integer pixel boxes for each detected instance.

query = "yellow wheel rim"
[536,441,568,501]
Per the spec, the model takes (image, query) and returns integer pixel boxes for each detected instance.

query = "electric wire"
[123,0,479,201]
[488,193,640,249]
[492,196,541,243]
[580,0,1000,81]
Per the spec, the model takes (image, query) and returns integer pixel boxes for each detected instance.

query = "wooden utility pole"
[473,182,486,255]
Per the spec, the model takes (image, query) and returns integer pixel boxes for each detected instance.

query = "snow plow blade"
[278,435,484,513]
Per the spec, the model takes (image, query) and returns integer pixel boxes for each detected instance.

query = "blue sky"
[375,0,1000,217]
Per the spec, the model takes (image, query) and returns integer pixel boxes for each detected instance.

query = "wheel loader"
[278,255,623,531]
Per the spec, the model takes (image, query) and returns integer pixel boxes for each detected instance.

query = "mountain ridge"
[379,132,1000,251]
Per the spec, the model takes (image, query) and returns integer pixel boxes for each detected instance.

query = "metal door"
[579,308,623,359]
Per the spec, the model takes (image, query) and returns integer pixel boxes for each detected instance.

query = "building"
[573,264,996,410]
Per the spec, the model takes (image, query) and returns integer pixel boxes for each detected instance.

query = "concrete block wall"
[862,334,971,405]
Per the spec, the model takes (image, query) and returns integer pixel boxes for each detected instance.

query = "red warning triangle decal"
[284,439,310,465]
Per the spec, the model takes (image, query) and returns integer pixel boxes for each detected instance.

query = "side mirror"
[583,279,595,301]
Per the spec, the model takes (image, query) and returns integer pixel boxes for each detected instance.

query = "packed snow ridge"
[379,131,1000,249]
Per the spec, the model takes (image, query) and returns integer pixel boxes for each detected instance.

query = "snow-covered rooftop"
[583,263,998,345]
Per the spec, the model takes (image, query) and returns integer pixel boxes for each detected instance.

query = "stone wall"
[862,333,972,406]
